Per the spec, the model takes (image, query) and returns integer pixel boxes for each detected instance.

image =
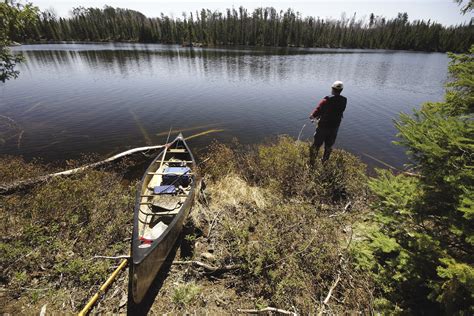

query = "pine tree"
[355,46,473,314]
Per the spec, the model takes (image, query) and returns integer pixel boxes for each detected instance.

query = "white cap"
[331,81,344,90]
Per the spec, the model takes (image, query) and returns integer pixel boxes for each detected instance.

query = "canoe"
[129,133,196,304]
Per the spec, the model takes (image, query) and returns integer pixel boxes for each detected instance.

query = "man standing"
[309,81,347,164]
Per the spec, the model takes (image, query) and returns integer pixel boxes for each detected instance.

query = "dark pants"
[310,126,339,164]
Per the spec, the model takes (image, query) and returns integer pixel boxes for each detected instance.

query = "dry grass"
[0,158,136,314]
[1,136,374,314]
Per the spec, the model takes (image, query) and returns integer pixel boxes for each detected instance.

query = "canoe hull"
[129,190,194,303]
[129,134,196,304]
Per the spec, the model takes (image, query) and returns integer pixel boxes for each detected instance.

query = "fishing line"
[297,123,307,141]
[297,118,316,141]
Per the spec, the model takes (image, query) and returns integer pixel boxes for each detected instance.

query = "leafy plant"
[0,1,39,82]
[172,282,201,307]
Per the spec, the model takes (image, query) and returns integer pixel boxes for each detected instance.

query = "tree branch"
[0,144,165,195]
[173,260,240,273]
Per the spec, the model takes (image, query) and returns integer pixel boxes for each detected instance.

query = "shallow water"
[0,43,448,168]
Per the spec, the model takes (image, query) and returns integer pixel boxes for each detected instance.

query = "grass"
[0,157,136,313]
[190,136,374,313]
[1,135,375,314]
[172,282,202,307]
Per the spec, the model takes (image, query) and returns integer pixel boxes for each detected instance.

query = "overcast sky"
[32,0,472,26]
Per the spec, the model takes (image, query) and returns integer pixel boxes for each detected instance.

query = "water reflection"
[1,44,448,169]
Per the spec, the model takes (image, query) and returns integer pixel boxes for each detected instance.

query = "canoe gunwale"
[131,134,197,265]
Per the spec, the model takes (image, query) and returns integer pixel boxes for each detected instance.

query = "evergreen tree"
[355,46,473,313]
[18,5,474,53]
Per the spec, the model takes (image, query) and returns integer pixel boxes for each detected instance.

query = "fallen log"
[0,144,165,195]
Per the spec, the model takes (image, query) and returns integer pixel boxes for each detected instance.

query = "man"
[309,81,347,164]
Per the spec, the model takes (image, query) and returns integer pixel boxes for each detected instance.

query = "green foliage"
[172,282,201,307]
[0,0,39,82]
[17,4,473,52]
[202,137,373,313]
[203,136,368,203]
[357,47,474,314]
[0,157,136,310]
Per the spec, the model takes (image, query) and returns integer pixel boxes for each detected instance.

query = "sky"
[32,0,472,26]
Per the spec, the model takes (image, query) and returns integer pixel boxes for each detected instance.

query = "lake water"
[1,43,448,169]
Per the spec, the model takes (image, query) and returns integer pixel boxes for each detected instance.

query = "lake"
[0,43,448,169]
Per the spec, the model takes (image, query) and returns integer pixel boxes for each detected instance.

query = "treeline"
[16,6,473,52]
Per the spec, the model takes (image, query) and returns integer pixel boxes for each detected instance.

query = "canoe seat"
[168,148,187,153]
[152,195,181,211]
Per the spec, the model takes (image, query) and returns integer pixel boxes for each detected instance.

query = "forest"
[14,5,474,52]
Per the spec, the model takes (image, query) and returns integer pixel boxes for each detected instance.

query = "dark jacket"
[310,94,347,128]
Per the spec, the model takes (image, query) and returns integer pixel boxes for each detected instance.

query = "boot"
[309,145,320,166]
[322,147,332,162]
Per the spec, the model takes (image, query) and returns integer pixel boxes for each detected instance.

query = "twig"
[329,202,352,218]
[93,255,130,260]
[403,171,422,178]
[208,208,224,238]
[237,307,297,315]
[0,287,51,292]
[173,260,240,273]
[317,273,342,316]
[323,273,341,305]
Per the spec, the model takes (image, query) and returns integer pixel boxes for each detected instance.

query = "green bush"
[201,136,373,313]
[356,47,474,314]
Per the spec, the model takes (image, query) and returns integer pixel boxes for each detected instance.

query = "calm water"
[0,43,448,168]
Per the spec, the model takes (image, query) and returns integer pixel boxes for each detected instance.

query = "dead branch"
[0,287,51,292]
[323,273,341,305]
[173,260,240,273]
[0,144,165,195]
[317,273,342,316]
[237,307,297,315]
[208,208,224,238]
[329,201,352,218]
[403,171,422,178]
[93,255,130,260]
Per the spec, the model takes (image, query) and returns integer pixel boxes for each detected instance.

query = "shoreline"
[13,40,453,54]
